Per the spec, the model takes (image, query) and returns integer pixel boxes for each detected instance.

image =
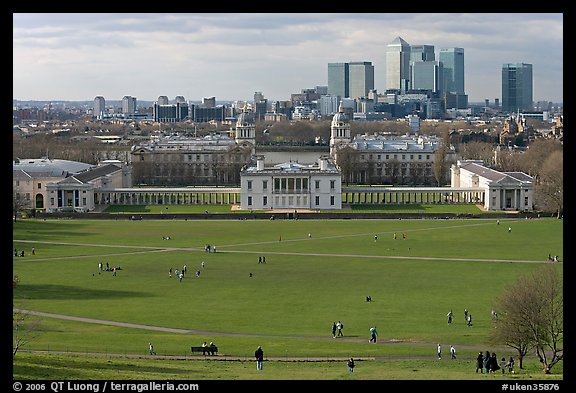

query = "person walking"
[149,342,155,355]
[337,321,344,337]
[437,343,442,359]
[347,357,355,373]
[476,352,484,373]
[450,345,456,359]
[255,346,264,370]
[447,310,453,324]
[332,322,337,339]
[369,326,378,343]
[483,351,491,374]
[507,356,515,373]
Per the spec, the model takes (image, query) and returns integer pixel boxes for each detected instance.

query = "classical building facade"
[239,155,342,210]
[451,160,533,211]
[130,106,256,186]
[329,106,456,185]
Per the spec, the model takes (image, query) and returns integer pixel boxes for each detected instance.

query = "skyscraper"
[348,61,374,99]
[502,63,533,112]
[122,95,137,117]
[386,36,411,92]
[439,48,465,94]
[410,61,444,93]
[93,96,105,119]
[410,45,435,62]
[328,63,349,98]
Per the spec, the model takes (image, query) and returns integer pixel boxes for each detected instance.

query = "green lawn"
[13,217,563,380]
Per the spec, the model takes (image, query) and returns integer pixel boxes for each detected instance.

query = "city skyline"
[13,13,563,104]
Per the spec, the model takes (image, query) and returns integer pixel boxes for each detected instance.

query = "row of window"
[246,195,337,207]
[247,179,337,191]
[358,154,433,161]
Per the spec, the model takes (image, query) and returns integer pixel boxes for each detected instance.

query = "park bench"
[191,345,218,355]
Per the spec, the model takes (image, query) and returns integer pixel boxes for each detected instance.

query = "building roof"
[74,163,122,183]
[243,159,339,175]
[348,134,446,153]
[458,161,533,186]
[12,158,94,177]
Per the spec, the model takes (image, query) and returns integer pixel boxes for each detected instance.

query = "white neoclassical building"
[451,160,534,211]
[240,155,342,210]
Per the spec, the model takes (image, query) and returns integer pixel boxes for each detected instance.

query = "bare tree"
[534,150,563,217]
[457,141,494,166]
[490,265,563,374]
[13,309,44,357]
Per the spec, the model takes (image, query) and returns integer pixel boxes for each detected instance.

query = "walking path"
[14,309,509,362]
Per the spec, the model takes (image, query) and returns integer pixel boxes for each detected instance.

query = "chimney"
[256,155,265,171]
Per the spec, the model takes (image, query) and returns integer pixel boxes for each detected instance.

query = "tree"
[534,150,563,217]
[490,265,563,374]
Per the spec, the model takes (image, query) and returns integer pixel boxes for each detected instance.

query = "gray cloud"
[13,13,563,103]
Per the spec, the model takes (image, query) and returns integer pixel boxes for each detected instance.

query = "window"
[315,180,320,189]
[315,196,320,206]
[330,180,335,189]
[330,195,335,206]
[263,196,268,206]
[82,198,87,205]
[247,180,252,190]
[524,196,529,206]
[50,197,54,205]
[37,183,41,189]
[262,180,268,190]
[418,154,422,160]
[196,155,201,161]
[247,196,252,206]
[410,155,414,160]
[377,155,381,160]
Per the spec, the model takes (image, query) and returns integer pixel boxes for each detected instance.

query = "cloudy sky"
[13,13,563,104]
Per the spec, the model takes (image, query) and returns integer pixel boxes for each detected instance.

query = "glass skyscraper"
[439,48,465,94]
[328,62,374,99]
[328,63,349,98]
[386,36,411,92]
[502,63,533,112]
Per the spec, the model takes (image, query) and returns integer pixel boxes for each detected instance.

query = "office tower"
[202,97,216,108]
[157,96,169,105]
[502,63,533,112]
[175,96,186,104]
[386,36,411,92]
[348,61,375,99]
[93,96,105,119]
[410,45,435,62]
[122,96,137,116]
[328,62,349,98]
[439,48,465,94]
[410,61,443,93]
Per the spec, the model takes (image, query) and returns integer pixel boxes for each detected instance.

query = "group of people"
[476,351,514,374]
[201,341,218,355]
[548,254,560,262]
[169,261,204,281]
[14,248,29,257]
[331,321,344,338]
[98,262,120,276]
[448,309,472,327]
[437,344,457,359]
[204,244,216,253]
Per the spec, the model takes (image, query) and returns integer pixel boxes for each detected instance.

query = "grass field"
[12,216,564,380]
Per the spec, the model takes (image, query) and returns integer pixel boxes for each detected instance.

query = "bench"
[191,345,218,355]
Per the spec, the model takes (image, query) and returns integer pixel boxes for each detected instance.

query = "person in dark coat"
[490,352,500,373]
[476,352,484,373]
[255,346,264,370]
[483,351,491,374]
[332,322,337,338]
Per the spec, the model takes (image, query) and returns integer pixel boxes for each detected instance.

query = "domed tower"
[235,104,256,153]
[330,103,351,157]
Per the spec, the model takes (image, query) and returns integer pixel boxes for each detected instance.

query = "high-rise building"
[385,37,411,92]
[410,61,444,93]
[328,62,374,99]
[93,96,105,119]
[157,96,169,105]
[502,63,533,112]
[348,61,375,99]
[410,45,435,62]
[328,63,349,98]
[439,48,465,94]
[122,95,137,117]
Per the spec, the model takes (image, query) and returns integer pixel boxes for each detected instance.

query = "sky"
[13,13,563,104]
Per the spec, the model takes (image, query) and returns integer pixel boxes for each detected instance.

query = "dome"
[331,108,349,126]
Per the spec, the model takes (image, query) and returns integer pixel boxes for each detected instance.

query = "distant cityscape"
[13,36,562,126]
